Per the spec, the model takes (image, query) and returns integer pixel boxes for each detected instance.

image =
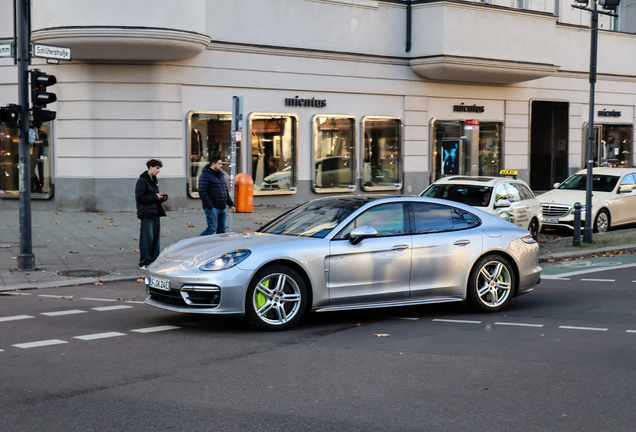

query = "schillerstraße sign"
[33,44,72,61]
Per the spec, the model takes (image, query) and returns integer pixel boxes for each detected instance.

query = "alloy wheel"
[476,261,512,308]
[253,273,302,326]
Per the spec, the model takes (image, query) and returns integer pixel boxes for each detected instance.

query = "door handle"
[391,244,409,250]
[453,240,471,245]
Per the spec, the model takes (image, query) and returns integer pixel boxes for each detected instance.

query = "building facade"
[1,0,635,211]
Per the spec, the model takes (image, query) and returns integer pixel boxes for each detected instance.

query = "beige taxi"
[539,167,636,233]
[420,170,543,239]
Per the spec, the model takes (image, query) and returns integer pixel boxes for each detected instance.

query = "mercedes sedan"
[145,196,541,331]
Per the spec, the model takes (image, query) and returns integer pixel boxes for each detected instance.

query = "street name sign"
[32,44,72,61]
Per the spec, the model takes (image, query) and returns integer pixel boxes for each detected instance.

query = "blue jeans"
[200,208,227,236]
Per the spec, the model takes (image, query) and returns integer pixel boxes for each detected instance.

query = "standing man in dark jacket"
[135,159,168,269]
[199,156,235,236]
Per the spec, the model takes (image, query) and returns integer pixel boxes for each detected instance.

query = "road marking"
[541,276,571,280]
[125,300,145,304]
[131,325,180,333]
[559,326,608,331]
[544,262,636,278]
[74,332,127,341]
[581,279,615,282]
[626,330,636,333]
[432,319,481,324]
[2,292,31,296]
[91,305,134,311]
[495,322,544,328]
[81,297,117,302]
[41,310,87,317]
[0,349,4,352]
[13,339,68,349]
[389,317,419,321]
[38,294,73,299]
[0,315,35,322]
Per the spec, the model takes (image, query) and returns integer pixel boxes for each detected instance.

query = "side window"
[620,174,635,191]
[504,183,521,203]
[494,184,508,202]
[335,203,406,239]
[451,208,481,230]
[412,203,453,234]
[518,184,535,200]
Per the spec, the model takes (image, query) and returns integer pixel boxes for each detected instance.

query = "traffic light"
[0,104,20,129]
[30,69,57,128]
[31,69,57,107]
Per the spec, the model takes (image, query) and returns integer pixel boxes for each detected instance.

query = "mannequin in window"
[251,133,263,182]
[191,128,202,161]
[31,129,47,193]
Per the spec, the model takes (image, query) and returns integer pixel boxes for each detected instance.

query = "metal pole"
[17,0,35,270]
[583,0,598,244]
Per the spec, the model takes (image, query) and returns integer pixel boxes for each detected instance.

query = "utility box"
[234,173,253,213]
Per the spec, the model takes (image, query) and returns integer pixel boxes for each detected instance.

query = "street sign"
[32,44,72,61]
[0,43,12,58]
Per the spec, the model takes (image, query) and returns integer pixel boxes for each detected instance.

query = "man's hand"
[231,206,236,213]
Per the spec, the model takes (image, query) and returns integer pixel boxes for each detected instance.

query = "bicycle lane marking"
[541,254,636,279]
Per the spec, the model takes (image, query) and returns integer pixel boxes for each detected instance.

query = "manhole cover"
[57,269,110,278]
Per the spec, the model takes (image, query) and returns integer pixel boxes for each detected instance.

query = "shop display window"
[187,112,241,198]
[362,117,402,191]
[0,123,52,199]
[431,120,502,182]
[584,124,633,168]
[312,115,356,192]
[249,114,297,195]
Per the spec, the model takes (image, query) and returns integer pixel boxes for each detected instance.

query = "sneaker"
[139,265,147,270]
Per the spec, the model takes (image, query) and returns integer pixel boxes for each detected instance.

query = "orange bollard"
[234,173,254,213]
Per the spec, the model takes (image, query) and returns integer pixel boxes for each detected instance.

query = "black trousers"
[139,217,161,266]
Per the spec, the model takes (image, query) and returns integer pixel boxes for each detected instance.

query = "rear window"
[558,174,619,192]
[421,184,492,207]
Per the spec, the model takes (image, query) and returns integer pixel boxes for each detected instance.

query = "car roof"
[429,176,527,187]
[574,167,636,176]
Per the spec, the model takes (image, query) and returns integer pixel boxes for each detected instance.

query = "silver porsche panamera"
[145,196,541,331]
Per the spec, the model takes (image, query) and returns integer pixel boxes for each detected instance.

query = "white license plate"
[149,277,170,291]
[544,217,560,224]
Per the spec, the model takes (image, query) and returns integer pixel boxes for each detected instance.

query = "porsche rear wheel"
[245,265,307,331]
[467,255,515,312]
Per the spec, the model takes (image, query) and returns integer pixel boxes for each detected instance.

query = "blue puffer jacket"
[198,165,234,210]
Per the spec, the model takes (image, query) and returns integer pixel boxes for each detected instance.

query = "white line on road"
[626,330,636,333]
[580,279,615,282]
[91,305,134,311]
[38,294,74,299]
[432,319,481,324]
[81,297,117,302]
[131,325,180,333]
[390,317,419,321]
[0,349,4,352]
[559,326,608,331]
[0,315,35,322]
[13,339,68,349]
[2,292,31,296]
[125,300,145,304]
[495,322,544,327]
[540,275,571,280]
[544,262,636,279]
[41,310,87,317]
[74,332,127,341]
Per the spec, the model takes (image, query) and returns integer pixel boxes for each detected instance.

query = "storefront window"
[362,117,402,191]
[188,112,241,198]
[250,114,297,195]
[584,124,633,168]
[0,123,52,199]
[431,120,502,182]
[312,115,356,192]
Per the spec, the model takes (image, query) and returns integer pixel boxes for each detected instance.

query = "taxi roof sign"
[499,169,518,178]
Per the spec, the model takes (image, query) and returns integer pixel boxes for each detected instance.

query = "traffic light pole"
[583,0,598,243]
[16,0,35,270]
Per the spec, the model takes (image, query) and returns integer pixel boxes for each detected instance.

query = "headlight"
[521,234,536,244]
[200,249,251,271]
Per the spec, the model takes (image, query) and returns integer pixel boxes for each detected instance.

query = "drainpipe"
[406,0,412,53]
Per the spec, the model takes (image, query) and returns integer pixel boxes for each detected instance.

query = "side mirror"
[553,182,561,189]
[495,199,511,209]
[349,225,378,245]
[619,185,632,194]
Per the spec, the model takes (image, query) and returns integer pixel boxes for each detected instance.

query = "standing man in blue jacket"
[199,156,235,236]
[135,159,168,269]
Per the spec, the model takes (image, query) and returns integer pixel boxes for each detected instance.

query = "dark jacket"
[135,171,166,219]
[198,165,234,210]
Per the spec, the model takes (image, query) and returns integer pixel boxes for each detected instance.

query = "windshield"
[258,198,375,238]
[558,174,619,192]
[421,184,493,207]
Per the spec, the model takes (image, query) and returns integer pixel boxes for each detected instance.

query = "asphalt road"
[2,259,636,432]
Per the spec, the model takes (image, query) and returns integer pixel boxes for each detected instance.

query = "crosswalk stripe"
[74,332,127,341]
[13,339,68,349]
[0,315,35,322]
[41,310,87,317]
[432,319,481,324]
[91,305,134,311]
[81,297,117,302]
[131,325,180,333]
[581,279,615,282]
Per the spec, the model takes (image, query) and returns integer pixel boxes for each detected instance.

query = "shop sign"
[465,119,480,130]
[453,103,485,113]
[285,96,327,108]
[598,109,621,117]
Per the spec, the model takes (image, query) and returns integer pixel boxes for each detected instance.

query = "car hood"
[538,189,611,207]
[149,232,306,271]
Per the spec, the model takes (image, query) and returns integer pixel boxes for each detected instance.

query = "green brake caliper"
[255,278,269,313]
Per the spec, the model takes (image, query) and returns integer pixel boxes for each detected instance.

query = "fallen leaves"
[70,251,79,254]
[2,244,13,248]
[47,240,52,242]
[94,282,103,286]
[11,256,17,259]
[133,249,140,252]
[254,222,263,225]
[54,221,61,224]
[97,226,104,229]
[136,278,145,283]
[89,245,96,248]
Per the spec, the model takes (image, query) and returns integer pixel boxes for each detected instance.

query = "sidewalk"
[2,206,636,291]
[0,207,288,291]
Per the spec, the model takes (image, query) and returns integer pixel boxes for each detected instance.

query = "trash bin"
[234,173,253,213]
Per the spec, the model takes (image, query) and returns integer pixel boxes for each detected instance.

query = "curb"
[0,274,145,292]
[539,243,636,262]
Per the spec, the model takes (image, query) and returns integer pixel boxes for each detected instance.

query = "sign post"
[230,96,244,232]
